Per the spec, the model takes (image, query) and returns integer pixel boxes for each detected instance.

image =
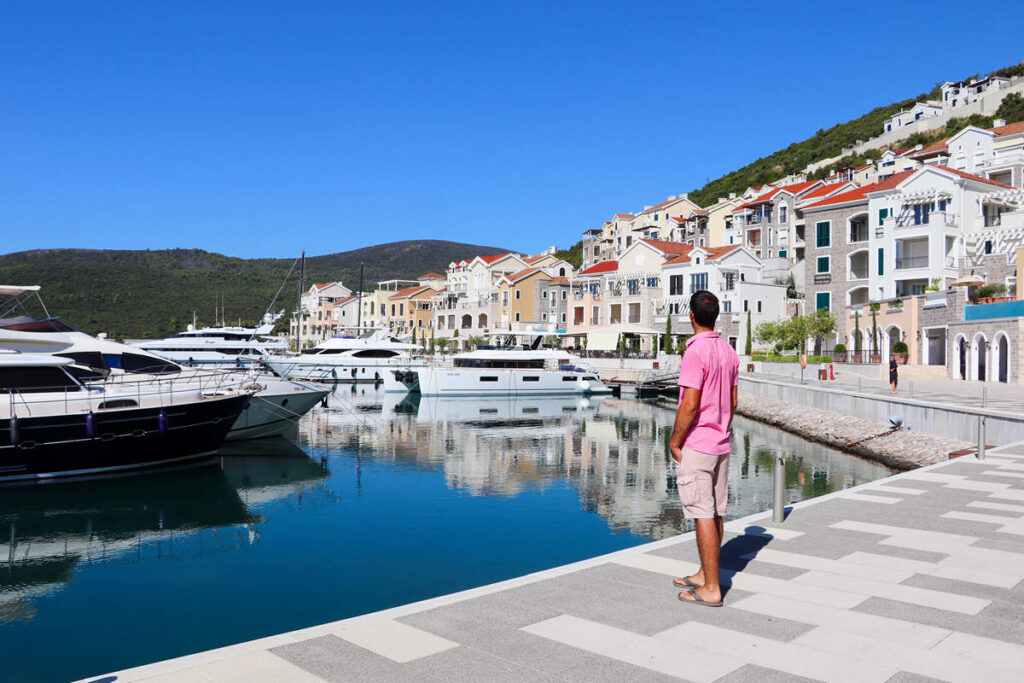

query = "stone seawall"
[735,394,972,471]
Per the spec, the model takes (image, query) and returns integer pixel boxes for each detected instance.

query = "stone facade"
[802,202,871,341]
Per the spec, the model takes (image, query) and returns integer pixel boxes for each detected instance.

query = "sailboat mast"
[296,250,305,351]
[356,261,363,331]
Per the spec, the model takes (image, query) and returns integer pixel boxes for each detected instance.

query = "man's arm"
[729,385,738,429]
[669,387,701,462]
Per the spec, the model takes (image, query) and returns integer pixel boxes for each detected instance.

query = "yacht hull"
[383,368,612,396]
[0,393,249,484]
[227,382,329,440]
[266,358,427,383]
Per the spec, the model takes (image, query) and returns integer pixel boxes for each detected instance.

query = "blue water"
[0,388,893,682]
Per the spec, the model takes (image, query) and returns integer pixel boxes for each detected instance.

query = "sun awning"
[587,331,620,351]
[0,285,41,297]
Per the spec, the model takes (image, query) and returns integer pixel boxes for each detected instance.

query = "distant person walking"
[669,290,738,607]
[889,355,899,394]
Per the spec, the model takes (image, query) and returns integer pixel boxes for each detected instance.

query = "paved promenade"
[83,445,1024,683]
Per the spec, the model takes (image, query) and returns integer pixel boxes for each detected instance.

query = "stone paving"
[81,444,1024,683]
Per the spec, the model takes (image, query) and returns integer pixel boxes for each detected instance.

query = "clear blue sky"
[2,1,1021,259]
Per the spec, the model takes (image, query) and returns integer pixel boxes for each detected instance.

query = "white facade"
[883,102,942,133]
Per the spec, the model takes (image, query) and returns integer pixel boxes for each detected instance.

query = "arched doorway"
[885,325,902,359]
[994,332,1010,383]
[973,333,988,381]
[461,314,472,330]
[478,313,488,328]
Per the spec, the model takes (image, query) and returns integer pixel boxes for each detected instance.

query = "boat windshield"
[0,317,77,333]
[453,358,545,369]
[0,366,82,393]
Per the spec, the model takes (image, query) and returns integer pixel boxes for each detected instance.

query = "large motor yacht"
[0,350,251,484]
[0,287,328,441]
[382,344,611,396]
[126,322,290,369]
[266,329,426,383]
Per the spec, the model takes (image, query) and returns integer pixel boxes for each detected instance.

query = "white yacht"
[0,287,328,442]
[126,322,290,369]
[382,346,611,396]
[266,329,426,383]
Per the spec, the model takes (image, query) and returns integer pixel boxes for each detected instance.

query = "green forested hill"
[0,241,509,339]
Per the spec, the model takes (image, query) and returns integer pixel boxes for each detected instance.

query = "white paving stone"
[967,500,1024,513]
[838,551,937,575]
[741,548,915,583]
[723,522,804,540]
[931,631,1024,672]
[943,510,1024,536]
[831,520,979,553]
[331,618,458,663]
[655,621,896,683]
[730,593,952,649]
[522,615,742,682]
[790,570,990,615]
[982,470,1024,479]
[794,627,1021,683]
[151,651,326,683]
[869,485,929,495]
[991,462,1024,471]
[613,552,866,609]
[840,493,902,504]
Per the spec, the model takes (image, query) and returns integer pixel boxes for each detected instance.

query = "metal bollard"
[857,376,862,393]
[978,415,987,461]
[982,386,988,409]
[908,381,913,399]
[773,454,786,523]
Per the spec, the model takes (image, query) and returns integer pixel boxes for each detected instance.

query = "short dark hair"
[690,290,719,328]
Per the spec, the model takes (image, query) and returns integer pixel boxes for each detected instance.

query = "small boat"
[0,350,251,484]
[382,345,612,396]
[266,329,427,383]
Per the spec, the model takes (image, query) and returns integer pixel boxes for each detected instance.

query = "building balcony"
[884,212,958,229]
[848,268,869,280]
[978,151,1024,170]
[895,255,929,270]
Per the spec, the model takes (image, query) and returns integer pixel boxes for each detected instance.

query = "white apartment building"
[883,101,942,133]
[941,76,1012,111]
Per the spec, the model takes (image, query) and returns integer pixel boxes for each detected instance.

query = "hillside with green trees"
[0,240,509,339]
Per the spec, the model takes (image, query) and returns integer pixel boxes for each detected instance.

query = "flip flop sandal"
[678,589,723,607]
[672,577,701,589]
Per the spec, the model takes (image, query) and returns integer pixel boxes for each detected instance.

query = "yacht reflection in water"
[0,439,330,624]
[307,388,892,542]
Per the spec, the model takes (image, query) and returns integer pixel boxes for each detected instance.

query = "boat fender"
[9,415,19,445]
[331,368,338,379]
[158,409,168,435]
[86,411,96,438]
[351,368,357,377]
[579,381,590,392]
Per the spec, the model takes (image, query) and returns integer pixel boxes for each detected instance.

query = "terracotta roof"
[504,267,544,284]
[664,245,742,266]
[991,121,1024,137]
[614,213,633,218]
[524,254,548,264]
[802,171,916,210]
[312,282,338,289]
[479,253,513,264]
[893,147,915,156]
[418,273,444,280]
[640,238,693,257]
[546,276,569,284]
[640,195,691,214]
[577,260,618,275]
[389,285,432,300]
[910,138,949,157]
[801,182,853,200]
[932,165,1014,188]
[335,295,359,305]
[669,216,687,223]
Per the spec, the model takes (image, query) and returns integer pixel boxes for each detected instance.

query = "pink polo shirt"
[677,331,739,455]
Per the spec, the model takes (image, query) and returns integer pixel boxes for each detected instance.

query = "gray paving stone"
[853,596,1024,646]
[713,663,818,683]
[270,634,435,683]
[884,673,948,683]
[406,645,547,682]
[551,655,682,682]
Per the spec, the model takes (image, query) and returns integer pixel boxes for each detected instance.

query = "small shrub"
[833,343,847,352]
[976,284,1007,299]
[892,341,909,354]
[807,355,832,363]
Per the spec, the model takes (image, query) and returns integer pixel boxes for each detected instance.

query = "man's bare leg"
[677,515,723,588]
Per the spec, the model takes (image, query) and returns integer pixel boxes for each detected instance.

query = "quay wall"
[739,375,1021,446]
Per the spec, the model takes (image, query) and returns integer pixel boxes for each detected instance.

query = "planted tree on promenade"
[808,308,837,356]
[853,311,862,357]
[664,315,673,354]
[744,310,752,356]
[412,327,417,345]
[869,302,880,358]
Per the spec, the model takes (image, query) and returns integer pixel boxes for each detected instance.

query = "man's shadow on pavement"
[715,523,787,598]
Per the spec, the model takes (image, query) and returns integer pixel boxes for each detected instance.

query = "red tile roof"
[524,254,549,264]
[802,171,916,210]
[640,238,693,256]
[389,285,432,300]
[991,121,1024,137]
[418,273,444,280]
[733,180,820,211]
[504,267,544,284]
[614,213,633,218]
[479,253,513,264]
[578,260,618,275]
[801,182,853,200]
[546,276,569,284]
[932,165,1014,188]
[910,138,949,156]
[664,244,742,266]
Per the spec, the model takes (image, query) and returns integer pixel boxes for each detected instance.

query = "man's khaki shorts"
[676,446,730,519]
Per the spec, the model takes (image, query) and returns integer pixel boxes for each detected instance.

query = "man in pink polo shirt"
[669,290,738,607]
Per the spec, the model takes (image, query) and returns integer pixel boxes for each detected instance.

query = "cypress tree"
[744,310,752,356]
[664,314,673,353]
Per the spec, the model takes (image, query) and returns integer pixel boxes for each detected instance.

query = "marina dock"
[82,442,1024,683]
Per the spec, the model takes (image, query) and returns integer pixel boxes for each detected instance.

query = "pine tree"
[744,310,752,356]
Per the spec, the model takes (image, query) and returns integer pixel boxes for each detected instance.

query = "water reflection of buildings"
[0,440,331,624]
[308,388,893,544]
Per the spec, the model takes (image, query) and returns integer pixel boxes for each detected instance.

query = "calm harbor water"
[1,387,893,682]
